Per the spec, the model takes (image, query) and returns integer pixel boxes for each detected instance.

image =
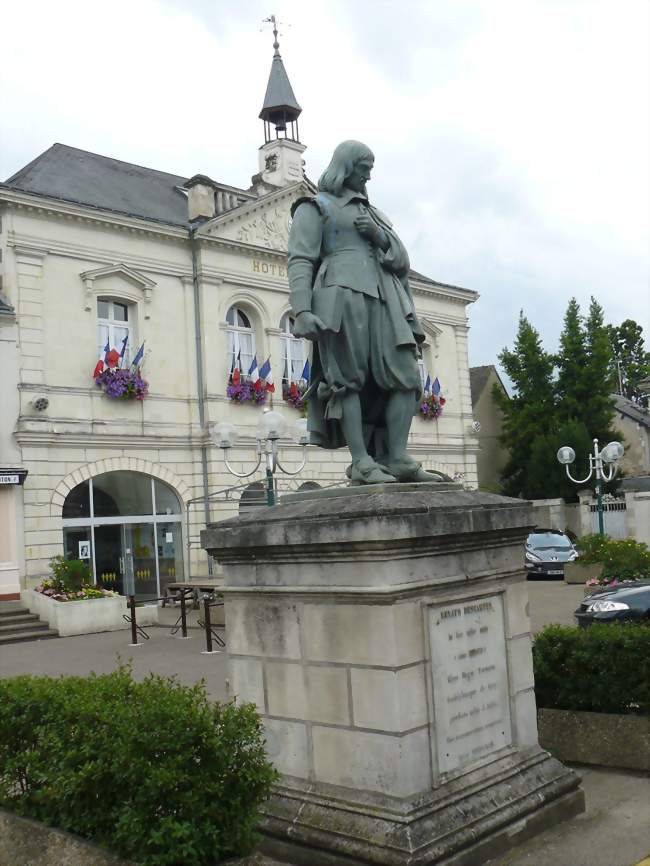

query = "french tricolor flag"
[248,356,263,392]
[259,357,275,393]
[93,340,110,378]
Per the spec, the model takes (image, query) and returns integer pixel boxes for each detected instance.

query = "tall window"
[226,306,255,374]
[280,313,307,382]
[97,299,133,364]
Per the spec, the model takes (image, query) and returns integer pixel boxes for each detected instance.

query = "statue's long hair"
[318,140,374,196]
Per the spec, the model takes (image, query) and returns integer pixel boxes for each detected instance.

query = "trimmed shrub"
[0,666,277,866]
[533,624,650,715]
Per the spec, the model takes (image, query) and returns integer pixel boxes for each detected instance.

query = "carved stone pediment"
[201,182,311,253]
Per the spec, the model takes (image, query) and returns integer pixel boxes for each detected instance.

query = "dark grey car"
[524,530,578,579]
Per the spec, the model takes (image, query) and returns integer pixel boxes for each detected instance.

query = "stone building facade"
[0,46,479,601]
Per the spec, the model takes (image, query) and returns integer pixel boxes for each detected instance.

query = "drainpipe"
[189,222,213,574]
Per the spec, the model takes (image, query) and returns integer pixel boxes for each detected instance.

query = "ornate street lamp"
[211,409,309,506]
[556,438,624,534]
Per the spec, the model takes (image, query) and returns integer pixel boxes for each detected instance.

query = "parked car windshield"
[527,532,573,550]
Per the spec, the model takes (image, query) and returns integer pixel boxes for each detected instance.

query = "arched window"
[226,306,255,375]
[97,298,134,365]
[280,313,307,383]
[239,481,267,515]
[61,472,183,600]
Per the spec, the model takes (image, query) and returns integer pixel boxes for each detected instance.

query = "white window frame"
[97,298,134,365]
[226,306,255,375]
[280,313,308,382]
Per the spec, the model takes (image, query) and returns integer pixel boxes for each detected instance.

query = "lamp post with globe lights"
[556,438,624,534]
[210,409,309,507]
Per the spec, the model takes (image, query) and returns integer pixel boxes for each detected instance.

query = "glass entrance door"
[124,523,158,600]
[94,524,123,594]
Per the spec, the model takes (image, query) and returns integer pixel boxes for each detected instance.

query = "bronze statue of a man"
[288,140,440,484]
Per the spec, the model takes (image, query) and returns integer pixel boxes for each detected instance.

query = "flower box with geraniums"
[21,557,157,637]
[93,343,149,401]
[419,376,446,421]
[282,380,308,415]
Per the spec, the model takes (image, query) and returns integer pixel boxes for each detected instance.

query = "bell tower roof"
[259,15,301,143]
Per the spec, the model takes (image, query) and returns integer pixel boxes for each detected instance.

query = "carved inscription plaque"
[429,595,512,775]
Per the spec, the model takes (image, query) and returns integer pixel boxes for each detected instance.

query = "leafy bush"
[575,533,610,564]
[49,555,92,591]
[36,556,117,601]
[533,624,650,715]
[0,666,277,866]
[576,534,650,584]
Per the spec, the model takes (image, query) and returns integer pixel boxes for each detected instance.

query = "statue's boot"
[381,456,447,483]
[349,456,397,484]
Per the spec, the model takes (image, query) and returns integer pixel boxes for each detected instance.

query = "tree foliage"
[496,297,622,499]
[494,312,555,497]
[606,318,650,406]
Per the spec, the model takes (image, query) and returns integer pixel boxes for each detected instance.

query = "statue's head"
[318,140,375,196]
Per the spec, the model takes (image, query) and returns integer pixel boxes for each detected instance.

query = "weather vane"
[262,14,288,55]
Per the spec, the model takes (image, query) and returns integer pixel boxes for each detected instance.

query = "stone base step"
[0,618,48,636]
[0,628,60,645]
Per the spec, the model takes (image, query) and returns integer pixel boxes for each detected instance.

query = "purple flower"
[96,368,149,401]
[227,379,267,405]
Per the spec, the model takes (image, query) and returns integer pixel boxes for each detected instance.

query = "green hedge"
[533,624,650,715]
[0,666,277,866]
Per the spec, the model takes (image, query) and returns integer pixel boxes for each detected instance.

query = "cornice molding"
[0,188,188,241]
[12,243,49,262]
[8,231,191,279]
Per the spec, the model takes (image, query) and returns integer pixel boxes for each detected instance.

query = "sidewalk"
[1,584,648,866]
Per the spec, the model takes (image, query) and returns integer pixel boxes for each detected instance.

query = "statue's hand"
[354,213,388,249]
[293,311,327,340]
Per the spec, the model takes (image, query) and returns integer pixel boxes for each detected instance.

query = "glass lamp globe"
[556,446,576,466]
[291,418,309,446]
[211,421,237,449]
[257,409,287,441]
[601,441,624,464]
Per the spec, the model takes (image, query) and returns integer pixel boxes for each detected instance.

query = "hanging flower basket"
[419,392,445,420]
[95,368,149,401]
[282,381,308,414]
[227,379,268,405]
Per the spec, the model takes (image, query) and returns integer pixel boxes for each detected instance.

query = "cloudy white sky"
[1,0,648,373]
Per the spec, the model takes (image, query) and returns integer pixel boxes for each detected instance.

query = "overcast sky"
[2,0,648,375]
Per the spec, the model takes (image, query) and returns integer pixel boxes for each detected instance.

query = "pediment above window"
[80,263,156,318]
[419,317,443,355]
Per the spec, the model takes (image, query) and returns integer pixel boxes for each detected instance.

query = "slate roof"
[3,143,194,226]
[259,51,301,120]
[613,393,650,428]
[3,144,477,299]
[468,365,495,406]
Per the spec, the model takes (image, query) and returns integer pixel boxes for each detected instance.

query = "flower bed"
[574,533,650,588]
[22,589,128,637]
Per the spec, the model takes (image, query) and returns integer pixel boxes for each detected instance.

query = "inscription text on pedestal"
[429,595,512,775]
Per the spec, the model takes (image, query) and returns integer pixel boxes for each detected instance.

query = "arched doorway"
[61,471,184,600]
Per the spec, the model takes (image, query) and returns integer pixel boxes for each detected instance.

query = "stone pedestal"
[202,487,584,866]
